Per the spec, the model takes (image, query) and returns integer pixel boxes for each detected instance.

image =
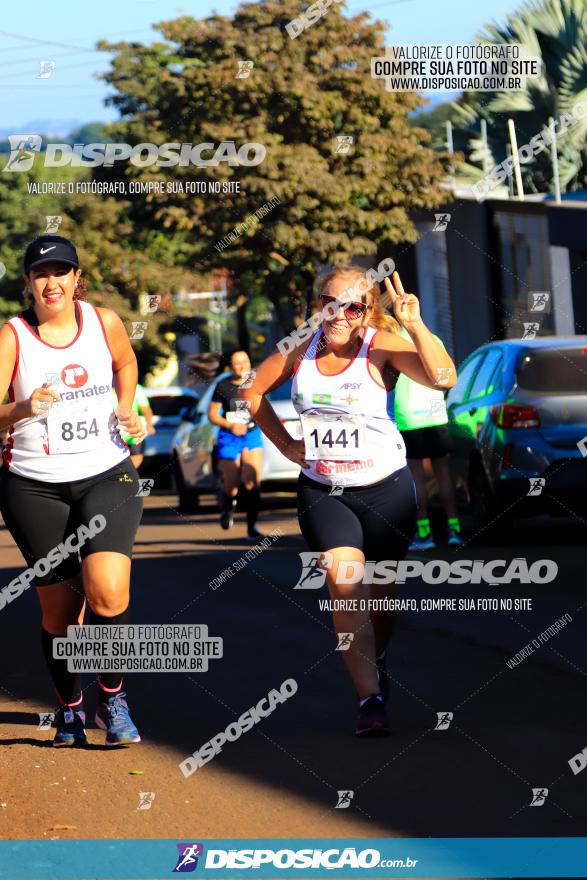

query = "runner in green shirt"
[113,383,155,470]
[393,329,462,550]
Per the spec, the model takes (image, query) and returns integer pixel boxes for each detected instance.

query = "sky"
[0,0,517,131]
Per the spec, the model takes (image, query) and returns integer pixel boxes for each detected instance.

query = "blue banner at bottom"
[1,837,586,879]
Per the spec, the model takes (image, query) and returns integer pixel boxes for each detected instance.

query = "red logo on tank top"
[61,364,88,388]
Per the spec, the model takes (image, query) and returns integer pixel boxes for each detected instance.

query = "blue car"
[445,337,587,529]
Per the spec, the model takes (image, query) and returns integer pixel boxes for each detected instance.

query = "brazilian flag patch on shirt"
[312,393,331,404]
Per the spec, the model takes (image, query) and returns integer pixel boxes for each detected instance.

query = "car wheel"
[173,457,200,512]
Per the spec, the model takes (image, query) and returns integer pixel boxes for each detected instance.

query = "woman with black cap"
[0,234,145,747]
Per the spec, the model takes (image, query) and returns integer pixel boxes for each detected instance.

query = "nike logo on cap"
[39,246,57,254]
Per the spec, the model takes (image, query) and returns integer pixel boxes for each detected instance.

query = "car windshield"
[516,348,587,393]
[267,379,293,401]
[149,394,198,416]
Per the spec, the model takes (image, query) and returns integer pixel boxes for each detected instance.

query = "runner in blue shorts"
[208,351,264,541]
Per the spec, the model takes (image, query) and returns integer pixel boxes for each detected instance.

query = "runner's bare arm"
[239,345,303,455]
[0,324,60,430]
[375,330,457,390]
[97,308,138,409]
[98,308,143,438]
[381,272,456,389]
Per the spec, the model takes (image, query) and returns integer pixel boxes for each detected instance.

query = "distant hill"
[0,121,107,153]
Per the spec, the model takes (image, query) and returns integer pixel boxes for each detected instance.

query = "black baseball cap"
[24,235,79,272]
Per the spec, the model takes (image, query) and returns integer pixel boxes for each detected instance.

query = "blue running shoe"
[53,706,87,748]
[95,692,141,746]
[409,533,436,551]
[447,527,464,547]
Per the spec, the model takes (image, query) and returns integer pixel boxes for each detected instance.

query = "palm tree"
[452,0,587,193]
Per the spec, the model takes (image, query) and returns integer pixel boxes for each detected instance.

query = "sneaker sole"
[103,735,141,746]
[53,734,87,748]
[355,724,391,737]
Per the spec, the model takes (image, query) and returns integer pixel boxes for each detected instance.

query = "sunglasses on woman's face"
[320,295,368,321]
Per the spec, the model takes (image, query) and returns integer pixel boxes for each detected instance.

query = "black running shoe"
[246,526,264,543]
[220,499,237,530]
[355,694,390,737]
[53,706,87,748]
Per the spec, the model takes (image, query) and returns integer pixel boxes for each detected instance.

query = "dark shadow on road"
[1,503,586,840]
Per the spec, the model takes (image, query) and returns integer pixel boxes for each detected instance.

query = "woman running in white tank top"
[0,235,146,748]
[241,265,457,736]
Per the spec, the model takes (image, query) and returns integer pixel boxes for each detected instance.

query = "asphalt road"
[0,488,586,851]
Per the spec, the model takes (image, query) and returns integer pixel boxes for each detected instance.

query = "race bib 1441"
[300,412,366,461]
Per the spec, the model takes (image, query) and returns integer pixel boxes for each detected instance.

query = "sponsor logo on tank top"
[315,458,374,476]
[340,382,361,390]
[58,363,111,401]
[61,364,88,388]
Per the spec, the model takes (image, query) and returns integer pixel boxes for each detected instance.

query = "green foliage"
[410,102,456,151]
[96,0,447,328]
[66,122,107,144]
[0,0,449,363]
[451,0,587,193]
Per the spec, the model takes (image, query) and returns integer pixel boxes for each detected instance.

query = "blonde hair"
[316,264,400,334]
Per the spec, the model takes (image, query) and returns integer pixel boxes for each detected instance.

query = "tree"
[0,163,178,379]
[96,0,448,333]
[66,122,107,145]
[410,101,456,152]
[451,0,587,193]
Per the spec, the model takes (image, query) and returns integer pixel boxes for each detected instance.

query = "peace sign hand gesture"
[384,272,422,328]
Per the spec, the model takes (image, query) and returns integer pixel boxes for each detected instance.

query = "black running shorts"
[0,458,144,587]
[297,466,417,561]
[401,424,453,460]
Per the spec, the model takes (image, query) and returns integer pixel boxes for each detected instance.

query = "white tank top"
[291,326,406,487]
[4,300,129,482]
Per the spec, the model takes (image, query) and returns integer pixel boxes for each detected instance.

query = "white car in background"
[171,376,300,511]
[141,386,201,481]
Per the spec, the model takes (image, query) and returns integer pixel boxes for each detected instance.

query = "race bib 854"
[46,398,113,455]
